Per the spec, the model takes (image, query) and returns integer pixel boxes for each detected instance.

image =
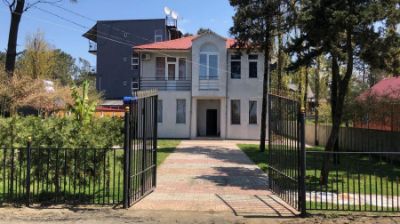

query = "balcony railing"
[199,79,219,90]
[140,78,191,91]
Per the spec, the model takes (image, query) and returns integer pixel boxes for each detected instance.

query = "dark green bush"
[0,116,124,148]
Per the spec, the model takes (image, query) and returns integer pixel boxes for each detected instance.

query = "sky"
[0,0,235,66]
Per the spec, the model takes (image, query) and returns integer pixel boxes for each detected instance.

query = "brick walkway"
[132,140,298,217]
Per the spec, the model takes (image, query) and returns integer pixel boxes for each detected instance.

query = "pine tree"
[229,0,283,152]
[288,0,400,184]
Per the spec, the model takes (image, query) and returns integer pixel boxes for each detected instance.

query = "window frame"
[176,99,186,124]
[131,81,139,91]
[155,57,187,81]
[154,29,163,42]
[230,54,241,79]
[249,100,257,125]
[248,54,258,78]
[157,100,163,123]
[131,53,139,70]
[199,52,219,80]
[231,99,241,125]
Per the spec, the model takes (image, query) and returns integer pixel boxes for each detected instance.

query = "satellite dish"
[171,11,178,20]
[164,6,171,16]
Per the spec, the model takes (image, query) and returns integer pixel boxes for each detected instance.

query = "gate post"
[26,137,32,207]
[152,95,158,188]
[298,108,307,217]
[123,104,131,209]
[267,93,272,190]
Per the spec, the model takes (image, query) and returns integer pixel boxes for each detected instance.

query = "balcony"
[199,79,219,90]
[88,40,97,55]
[140,78,191,91]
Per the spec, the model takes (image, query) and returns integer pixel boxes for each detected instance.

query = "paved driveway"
[132,140,297,217]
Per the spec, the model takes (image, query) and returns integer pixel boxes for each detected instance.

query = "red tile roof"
[358,76,400,101]
[134,35,236,50]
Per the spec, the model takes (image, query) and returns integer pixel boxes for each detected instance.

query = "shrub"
[0,116,124,148]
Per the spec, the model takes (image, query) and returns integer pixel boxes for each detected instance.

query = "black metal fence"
[0,90,158,208]
[123,90,158,208]
[0,145,124,205]
[268,92,306,216]
[305,151,400,212]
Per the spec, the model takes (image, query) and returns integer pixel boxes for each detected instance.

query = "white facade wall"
[157,91,191,139]
[226,50,265,140]
[138,32,265,140]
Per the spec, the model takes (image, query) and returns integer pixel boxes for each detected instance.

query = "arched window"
[199,43,218,80]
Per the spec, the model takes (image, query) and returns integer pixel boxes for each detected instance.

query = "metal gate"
[123,90,158,208]
[268,91,306,216]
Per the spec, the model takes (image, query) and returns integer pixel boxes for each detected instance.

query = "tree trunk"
[320,29,354,185]
[5,0,25,76]
[314,57,320,145]
[304,66,309,114]
[260,29,271,152]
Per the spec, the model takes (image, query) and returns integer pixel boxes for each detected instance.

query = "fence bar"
[123,105,131,209]
[299,108,307,217]
[25,137,32,207]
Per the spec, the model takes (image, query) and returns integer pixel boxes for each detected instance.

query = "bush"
[0,116,124,148]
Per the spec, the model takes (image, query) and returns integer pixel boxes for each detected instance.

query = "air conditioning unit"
[142,53,151,61]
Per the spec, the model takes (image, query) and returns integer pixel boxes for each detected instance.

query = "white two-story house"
[133,31,264,139]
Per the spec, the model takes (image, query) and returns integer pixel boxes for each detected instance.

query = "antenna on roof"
[171,11,178,20]
[164,6,178,28]
[164,6,171,16]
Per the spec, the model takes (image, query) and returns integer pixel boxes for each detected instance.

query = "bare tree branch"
[24,0,62,12]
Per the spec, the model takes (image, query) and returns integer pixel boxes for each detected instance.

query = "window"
[155,57,186,80]
[157,100,163,123]
[199,53,219,80]
[231,54,241,79]
[131,81,139,90]
[123,81,127,86]
[154,30,163,42]
[156,57,165,80]
[249,100,257,124]
[199,54,207,80]
[179,58,186,80]
[176,99,186,124]
[231,100,241,125]
[249,54,258,78]
[131,53,139,70]
[167,57,177,80]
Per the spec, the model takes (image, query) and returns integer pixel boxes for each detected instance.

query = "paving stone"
[132,140,298,216]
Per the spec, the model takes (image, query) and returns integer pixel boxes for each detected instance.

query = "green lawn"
[238,144,269,172]
[157,139,180,166]
[238,144,400,196]
[0,140,180,205]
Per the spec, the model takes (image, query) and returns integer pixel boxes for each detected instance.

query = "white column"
[191,98,197,138]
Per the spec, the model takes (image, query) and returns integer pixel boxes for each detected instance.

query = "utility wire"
[47,4,240,75]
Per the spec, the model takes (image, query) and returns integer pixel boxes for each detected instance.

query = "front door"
[206,109,218,136]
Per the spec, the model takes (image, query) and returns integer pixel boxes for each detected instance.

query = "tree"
[51,49,77,86]
[230,0,283,152]
[3,0,75,77]
[288,0,400,184]
[18,31,55,79]
[18,31,77,85]
[0,51,5,65]
[197,28,212,35]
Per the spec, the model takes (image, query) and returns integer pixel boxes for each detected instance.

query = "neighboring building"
[83,18,181,100]
[355,76,400,131]
[288,83,315,114]
[134,31,265,139]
